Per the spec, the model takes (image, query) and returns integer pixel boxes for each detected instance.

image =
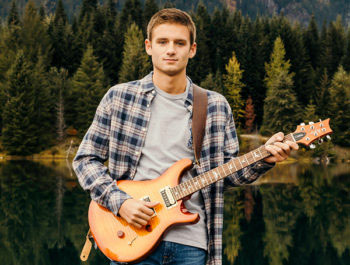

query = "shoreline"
[1,134,349,163]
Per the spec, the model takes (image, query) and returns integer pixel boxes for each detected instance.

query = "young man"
[73,8,298,265]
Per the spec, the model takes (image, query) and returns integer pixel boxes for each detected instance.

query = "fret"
[245,154,251,165]
[250,151,256,162]
[213,169,219,181]
[258,146,263,158]
[201,175,206,186]
[187,180,192,193]
[243,155,249,166]
[193,178,199,189]
[222,164,228,176]
[238,157,243,168]
[233,160,238,171]
[191,179,196,192]
[228,163,234,173]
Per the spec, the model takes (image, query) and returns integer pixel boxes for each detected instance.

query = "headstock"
[292,118,333,147]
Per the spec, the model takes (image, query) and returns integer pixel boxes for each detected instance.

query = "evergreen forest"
[1,0,350,156]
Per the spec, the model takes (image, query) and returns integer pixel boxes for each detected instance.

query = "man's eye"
[177,42,185,46]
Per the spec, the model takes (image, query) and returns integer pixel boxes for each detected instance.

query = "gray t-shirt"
[133,79,208,250]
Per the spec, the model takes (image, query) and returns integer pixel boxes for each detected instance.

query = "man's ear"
[145,39,152,56]
[189,42,197,59]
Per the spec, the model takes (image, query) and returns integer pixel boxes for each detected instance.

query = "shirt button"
[152,90,155,94]
[142,128,146,131]
[135,151,140,155]
[147,103,150,107]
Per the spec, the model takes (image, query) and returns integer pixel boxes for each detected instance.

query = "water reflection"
[223,163,350,265]
[0,161,349,265]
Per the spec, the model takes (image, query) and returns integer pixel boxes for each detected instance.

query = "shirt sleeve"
[72,91,132,216]
[223,103,274,187]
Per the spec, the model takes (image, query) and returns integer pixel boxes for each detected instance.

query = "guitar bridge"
[159,186,177,209]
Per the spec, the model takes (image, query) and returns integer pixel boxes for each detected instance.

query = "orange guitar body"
[88,158,199,263]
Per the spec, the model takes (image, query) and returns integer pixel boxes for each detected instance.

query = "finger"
[130,216,148,227]
[131,222,142,229]
[266,132,284,145]
[140,205,156,216]
[274,142,291,156]
[285,140,299,150]
[135,211,152,221]
[266,145,284,161]
[145,201,159,208]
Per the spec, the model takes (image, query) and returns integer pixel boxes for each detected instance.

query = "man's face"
[145,23,197,76]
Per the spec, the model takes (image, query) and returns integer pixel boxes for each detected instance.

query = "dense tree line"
[0,0,350,155]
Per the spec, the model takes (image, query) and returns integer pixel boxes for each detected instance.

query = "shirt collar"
[140,71,194,107]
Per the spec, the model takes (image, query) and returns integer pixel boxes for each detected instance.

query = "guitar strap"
[80,84,208,261]
[192,84,208,165]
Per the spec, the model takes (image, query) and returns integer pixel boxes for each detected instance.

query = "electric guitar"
[86,119,332,263]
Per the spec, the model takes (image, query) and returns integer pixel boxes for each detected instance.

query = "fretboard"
[171,133,295,200]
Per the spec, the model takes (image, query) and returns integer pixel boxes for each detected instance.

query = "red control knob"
[117,231,125,238]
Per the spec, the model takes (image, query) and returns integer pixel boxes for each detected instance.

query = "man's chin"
[157,67,185,77]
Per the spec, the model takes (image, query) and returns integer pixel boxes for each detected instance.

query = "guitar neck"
[171,133,295,201]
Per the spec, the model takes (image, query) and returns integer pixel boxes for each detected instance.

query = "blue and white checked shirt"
[73,72,273,265]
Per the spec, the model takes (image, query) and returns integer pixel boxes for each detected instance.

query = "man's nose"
[166,42,176,55]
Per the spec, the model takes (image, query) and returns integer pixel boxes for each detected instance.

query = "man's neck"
[152,70,187,95]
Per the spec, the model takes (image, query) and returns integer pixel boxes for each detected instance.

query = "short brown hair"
[147,8,196,45]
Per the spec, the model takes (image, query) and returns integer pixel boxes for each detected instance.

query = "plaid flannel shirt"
[73,72,273,265]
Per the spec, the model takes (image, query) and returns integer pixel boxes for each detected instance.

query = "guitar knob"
[326,135,331,140]
[318,139,323,144]
[117,231,125,238]
[310,144,316,149]
[300,123,305,126]
[309,121,314,125]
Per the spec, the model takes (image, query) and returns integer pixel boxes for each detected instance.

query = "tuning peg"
[318,138,323,144]
[309,121,314,125]
[326,135,331,140]
[300,122,305,126]
[310,144,316,149]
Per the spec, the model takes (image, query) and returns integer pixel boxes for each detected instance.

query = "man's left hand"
[264,132,299,164]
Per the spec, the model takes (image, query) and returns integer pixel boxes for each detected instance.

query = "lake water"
[0,160,349,265]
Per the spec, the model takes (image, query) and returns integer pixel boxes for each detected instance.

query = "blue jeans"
[110,241,207,265]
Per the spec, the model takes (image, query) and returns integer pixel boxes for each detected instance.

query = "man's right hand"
[118,199,159,229]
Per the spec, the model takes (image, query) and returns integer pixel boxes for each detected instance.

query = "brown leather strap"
[192,84,208,165]
[80,229,92,261]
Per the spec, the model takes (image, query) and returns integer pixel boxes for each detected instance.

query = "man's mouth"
[164,59,178,61]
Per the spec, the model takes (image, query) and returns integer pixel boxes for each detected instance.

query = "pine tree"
[7,0,20,26]
[143,0,158,32]
[245,96,256,133]
[200,73,216,91]
[315,69,331,118]
[47,67,70,143]
[70,45,107,134]
[2,51,53,155]
[187,3,211,83]
[328,66,350,146]
[303,15,320,70]
[119,23,151,83]
[79,0,97,22]
[261,37,300,135]
[119,0,143,34]
[341,29,350,72]
[200,72,223,95]
[20,0,51,66]
[48,1,76,73]
[54,0,67,25]
[223,51,245,129]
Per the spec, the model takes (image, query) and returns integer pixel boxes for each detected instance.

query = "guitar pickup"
[159,186,177,209]
[140,196,157,217]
